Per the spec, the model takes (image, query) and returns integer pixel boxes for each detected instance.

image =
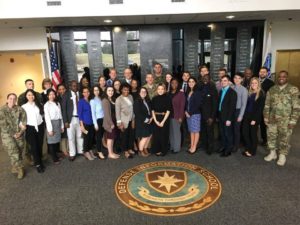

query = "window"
[127,30,140,66]
[101,31,114,68]
[74,31,89,81]
[198,28,211,66]
[224,27,237,77]
[172,28,184,74]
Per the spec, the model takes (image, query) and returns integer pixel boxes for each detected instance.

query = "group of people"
[0,62,299,180]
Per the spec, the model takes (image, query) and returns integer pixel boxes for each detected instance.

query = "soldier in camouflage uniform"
[264,70,300,166]
[0,93,27,179]
[153,63,165,85]
[143,73,158,100]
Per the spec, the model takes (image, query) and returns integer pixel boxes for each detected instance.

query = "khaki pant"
[1,132,24,169]
[267,120,293,155]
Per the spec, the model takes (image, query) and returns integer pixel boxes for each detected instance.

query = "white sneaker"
[264,150,277,162]
[277,154,286,166]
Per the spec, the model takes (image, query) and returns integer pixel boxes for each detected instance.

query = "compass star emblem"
[145,170,187,195]
[151,171,184,193]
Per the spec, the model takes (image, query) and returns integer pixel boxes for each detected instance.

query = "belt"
[72,115,78,117]
[155,112,166,115]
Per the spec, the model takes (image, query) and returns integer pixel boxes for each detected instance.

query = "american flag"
[50,45,62,90]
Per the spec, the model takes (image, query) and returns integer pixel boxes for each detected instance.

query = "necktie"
[75,92,78,110]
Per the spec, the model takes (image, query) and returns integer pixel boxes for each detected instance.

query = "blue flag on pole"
[263,26,272,77]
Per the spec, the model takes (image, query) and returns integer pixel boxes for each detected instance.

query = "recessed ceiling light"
[226,15,235,19]
[207,24,214,28]
[104,19,112,23]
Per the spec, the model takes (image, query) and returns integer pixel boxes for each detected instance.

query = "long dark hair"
[103,86,116,102]
[81,87,92,101]
[137,87,150,103]
[186,77,198,95]
[46,88,58,105]
[90,85,103,100]
[24,89,43,114]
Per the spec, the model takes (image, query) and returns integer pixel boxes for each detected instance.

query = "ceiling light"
[207,24,214,29]
[226,15,235,19]
[113,27,122,33]
[104,19,112,23]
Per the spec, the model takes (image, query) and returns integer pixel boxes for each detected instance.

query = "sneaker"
[264,150,277,162]
[277,154,286,166]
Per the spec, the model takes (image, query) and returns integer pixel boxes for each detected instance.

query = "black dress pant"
[233,109,241,148]
[219,119,234,154]
[260,115,267,143]
[152,116,169,155]
[95,118,104,153]
[120,121,134,152]
[48,143,59,162]
[201,119,215,153]
[242,117,259,155]
[83,124,95,152]
[26,124,44,166]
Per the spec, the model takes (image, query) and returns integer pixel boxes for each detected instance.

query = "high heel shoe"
[98,152,106,160]
[139,150,150,157]
[89,151,97,159]
[128,149,136,155]
[124,151,133,159]
[108,154,119,159]
[84,152,94,161]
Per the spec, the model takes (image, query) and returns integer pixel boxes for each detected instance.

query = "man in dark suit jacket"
[259,67,274,145]
[61,80,83,161]
[199,75,218,154]
[218,75,237,157]
[122,68,133,85]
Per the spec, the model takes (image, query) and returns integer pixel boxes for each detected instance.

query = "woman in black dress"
[151,84,172,156]
[242,77,265,157]
[134,87,152,157]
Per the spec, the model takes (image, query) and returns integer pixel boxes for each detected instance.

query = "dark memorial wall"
[236,26,252,73]
[184,25,199,77]
[112,27,128,78]
[140,26,172,81]
[60,29,77,83]
[58,21,263,84]
[86,30,102,86]
[210,24,225,81]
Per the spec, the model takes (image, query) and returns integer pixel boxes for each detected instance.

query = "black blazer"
[218,87,237,122]
[61,90,76,124]
[133,99,151,126]
[261,78,274,93]
[244,91,265,124]
[199,83,218,120]
[185,90,202,115]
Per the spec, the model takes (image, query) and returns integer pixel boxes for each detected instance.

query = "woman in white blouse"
[90,85,105,159]
[22,89,45,173]
[44,89,64,164]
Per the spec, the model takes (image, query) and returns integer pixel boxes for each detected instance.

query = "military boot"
[17,168,25,179]
[277,154,286,166]
[11,166,18,174]
[264,150,277,162]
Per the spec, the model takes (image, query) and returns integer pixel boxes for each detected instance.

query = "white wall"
[0,27,48,51]
[268,21,300,73]
[0,27,51,78]
[0,0,299,18]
